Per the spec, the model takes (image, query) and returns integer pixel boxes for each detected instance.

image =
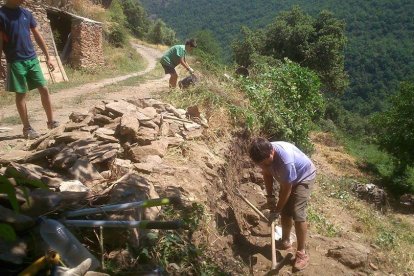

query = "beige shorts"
[281,178,315,222]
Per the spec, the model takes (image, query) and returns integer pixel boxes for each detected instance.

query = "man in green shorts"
[249,138,317,271]
[0,0,59,139]
[160,39,197,88]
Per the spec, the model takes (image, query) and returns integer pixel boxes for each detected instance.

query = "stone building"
[47,7,104,69]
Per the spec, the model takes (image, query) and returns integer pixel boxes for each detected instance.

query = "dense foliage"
[121,0,150,38]
[106,0,177,47]
[190,30,222,61]
[238,57,324,152]
[372,82,414,193]
[233,7,347,94]
[140,0,414,114]
[373,82,414,169]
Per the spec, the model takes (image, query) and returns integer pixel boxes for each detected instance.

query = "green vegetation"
[141,0,414,114]
[233,7,348,94]
[372,82,414,194]
[147,19,177,45]
[0,171,47,242]
[237,58,324,152]
[47,42,145,93]
[190,30,222,61]
[105,203,226,275]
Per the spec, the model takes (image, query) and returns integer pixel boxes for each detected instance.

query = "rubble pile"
[0,98,208,265]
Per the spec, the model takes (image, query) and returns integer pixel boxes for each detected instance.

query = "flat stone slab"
[119,113,140,137]
[69,157,104,183]
[106,100,138,116]
[55,131,93,144]
[87,143,120,163]
[5,162,64,188]
[128,140,168,162]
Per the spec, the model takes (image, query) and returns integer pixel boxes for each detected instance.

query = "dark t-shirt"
[0,6,37,63]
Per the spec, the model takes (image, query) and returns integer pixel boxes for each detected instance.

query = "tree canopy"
[373,82,414,170]
[233,7,348,94]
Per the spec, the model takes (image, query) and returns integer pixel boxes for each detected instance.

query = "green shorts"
[6,58,47,93]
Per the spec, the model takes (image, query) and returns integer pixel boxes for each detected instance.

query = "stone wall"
[70,18,104,69]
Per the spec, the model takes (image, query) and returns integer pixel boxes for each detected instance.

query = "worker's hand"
[46,58,55,72]
[0,64,6,79]
[188,67,195,75]
[267,211,280,224]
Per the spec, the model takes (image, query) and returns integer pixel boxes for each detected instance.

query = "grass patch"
[340,135,394,178]
[48,41,146,93]
[117,63,164,87]
[0,115,21,125]
[307,206,341,237]
[0,42,146,107]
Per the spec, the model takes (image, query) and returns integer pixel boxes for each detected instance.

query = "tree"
[373,82,414,171]
[121,0,149,38]
[233,7,348,94]
[147,19,177,46]
[109,0,126,23]
[190,30,222,60]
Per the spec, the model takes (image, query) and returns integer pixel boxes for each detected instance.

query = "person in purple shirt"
[249,137,316,271]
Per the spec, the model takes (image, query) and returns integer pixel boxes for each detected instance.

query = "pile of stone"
[352,182,388,211]
[0,99,208,265]
[0,98,207,189]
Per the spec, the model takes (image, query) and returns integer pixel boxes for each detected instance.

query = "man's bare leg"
[281,214,293,245]
[38,86,54,123]
[15,93,30,129]
[169,72,178,88]
[293,220,309,270]
[295,221,307,252]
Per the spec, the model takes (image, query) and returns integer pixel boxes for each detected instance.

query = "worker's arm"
[31,27,54,71]
[274,182,292,213]
[262,168,274,196]
[179,58,194,74]
[0,31,5,78]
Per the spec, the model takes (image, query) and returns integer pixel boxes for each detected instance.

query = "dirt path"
[0,43,169,148]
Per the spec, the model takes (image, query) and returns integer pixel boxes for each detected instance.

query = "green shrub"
[147,19,177,46]
[237,57,324,152]
[107,24,128,48]
[121,0,150,38]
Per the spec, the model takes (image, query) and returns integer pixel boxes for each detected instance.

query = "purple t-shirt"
[270,142,316,185]
[0,6,37,62]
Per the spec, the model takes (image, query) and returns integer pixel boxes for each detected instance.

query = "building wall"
[70,19,104,69]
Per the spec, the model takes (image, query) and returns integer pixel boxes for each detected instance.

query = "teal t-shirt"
[160,45,186,68]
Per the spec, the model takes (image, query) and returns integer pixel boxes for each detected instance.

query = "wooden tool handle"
[271,221,277,269]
